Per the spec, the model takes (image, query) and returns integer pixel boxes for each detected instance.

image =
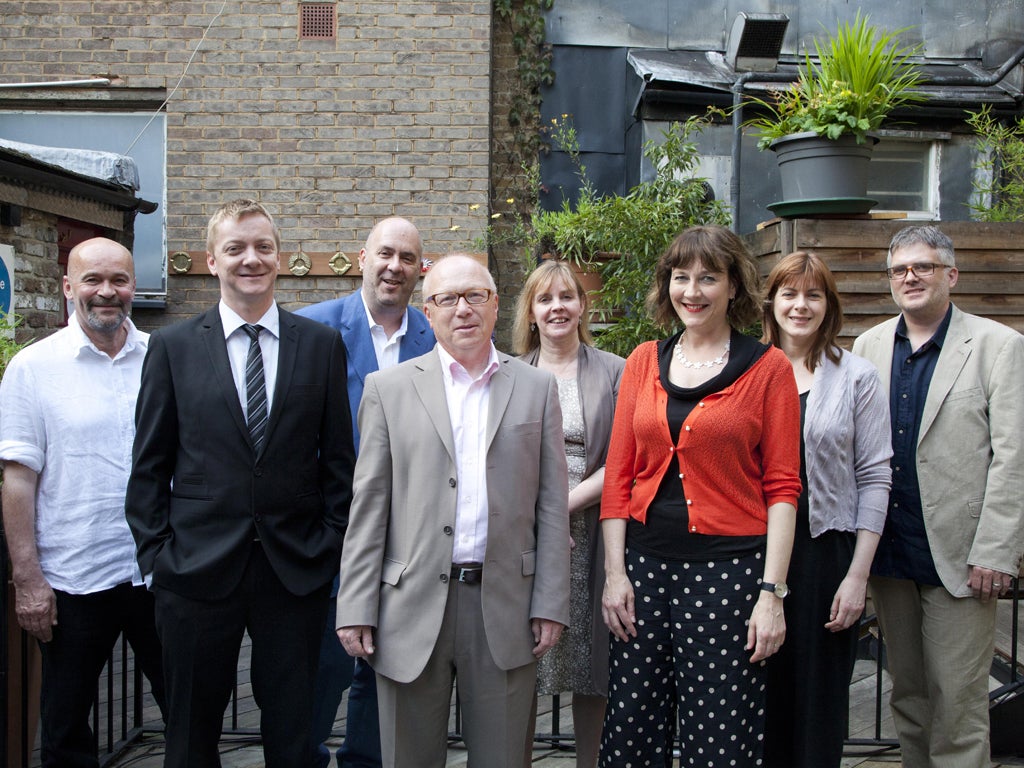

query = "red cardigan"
[600,340,801,536]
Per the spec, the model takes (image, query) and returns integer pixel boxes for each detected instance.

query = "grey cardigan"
[521,342,625,695]
[803,349,893,538]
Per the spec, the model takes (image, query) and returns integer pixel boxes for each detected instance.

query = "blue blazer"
[297,291,435,449]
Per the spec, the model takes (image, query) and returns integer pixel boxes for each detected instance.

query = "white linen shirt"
[437,343,500,564]
[0,314,149,594]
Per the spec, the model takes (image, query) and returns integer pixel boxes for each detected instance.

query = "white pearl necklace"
[673,332,730,369]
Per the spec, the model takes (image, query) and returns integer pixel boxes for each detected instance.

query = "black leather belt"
[451,563,483,584]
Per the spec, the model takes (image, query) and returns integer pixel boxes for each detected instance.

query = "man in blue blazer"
[298,217,435,768]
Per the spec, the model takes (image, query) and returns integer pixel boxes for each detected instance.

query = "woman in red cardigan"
[599,225,801,767]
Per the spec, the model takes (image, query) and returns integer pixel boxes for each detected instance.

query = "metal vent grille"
[300,3,336,40]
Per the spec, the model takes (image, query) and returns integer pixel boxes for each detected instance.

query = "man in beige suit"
[853,225,1024,768]
[336,254,570,768]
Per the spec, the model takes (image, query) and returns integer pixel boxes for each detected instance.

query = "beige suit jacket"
[853,305,1024,596]
[336,347,570,683]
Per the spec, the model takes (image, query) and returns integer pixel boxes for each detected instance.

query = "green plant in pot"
[744,12,923,215]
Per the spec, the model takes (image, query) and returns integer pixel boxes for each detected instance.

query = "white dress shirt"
[0,314,148,593]
[437,344,500,564]
[219,301,280,417]
[361,292,408,370]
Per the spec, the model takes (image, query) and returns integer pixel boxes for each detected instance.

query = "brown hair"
[205,199,281,253]
[647,225,761,331]
[513,259,593,354]
[762,251,844,371]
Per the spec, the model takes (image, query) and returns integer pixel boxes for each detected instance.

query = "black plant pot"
[767,131,879,217]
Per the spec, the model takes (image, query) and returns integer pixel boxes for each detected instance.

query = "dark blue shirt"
[871,306,953,585]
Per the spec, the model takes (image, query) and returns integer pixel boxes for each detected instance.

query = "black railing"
[3,581,1020,767]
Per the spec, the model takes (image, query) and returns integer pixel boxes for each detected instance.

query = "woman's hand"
[746,591,785,662]
[825,573,867,632]
[602,571,637,642]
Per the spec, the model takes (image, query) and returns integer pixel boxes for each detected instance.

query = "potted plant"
[744,12,923,215]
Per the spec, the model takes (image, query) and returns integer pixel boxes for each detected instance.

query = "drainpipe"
[730,71,793,230]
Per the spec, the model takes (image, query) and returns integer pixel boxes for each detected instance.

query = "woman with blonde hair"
[761,251,892,768]
[514,258,624,768]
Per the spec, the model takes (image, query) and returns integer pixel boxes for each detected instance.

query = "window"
[867,137,941,219]
[0,111,168,296]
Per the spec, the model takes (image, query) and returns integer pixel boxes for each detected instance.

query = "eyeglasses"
[885,262,950,281]
[426,289,493,308]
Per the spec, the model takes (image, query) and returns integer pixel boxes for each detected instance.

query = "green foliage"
[744,12,923,149]
[494,0,555,152]
[0,310,27,380]
[966,105,1024,222]
[530,114,730,358]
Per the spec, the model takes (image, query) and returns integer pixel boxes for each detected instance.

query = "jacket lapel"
[919,308,971,443]
[412,351,456,462]
[486,355,515,450]
[263,308,299,456]
[341,294,378,386]
[200,309,252,446]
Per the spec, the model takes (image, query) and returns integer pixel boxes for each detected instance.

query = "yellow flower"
[491,213,502,219]
[450,225,460,231]
[506,197,515,204]
[469,204,480,211]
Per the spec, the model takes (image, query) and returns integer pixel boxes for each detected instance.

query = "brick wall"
[0,1,493,329]
[0,208,62,341]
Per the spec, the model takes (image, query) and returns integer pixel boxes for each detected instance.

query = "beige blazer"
[853,305,1024,596]
[336,348,570,683]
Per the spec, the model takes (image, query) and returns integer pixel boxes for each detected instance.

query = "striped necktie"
[242,324,268,451]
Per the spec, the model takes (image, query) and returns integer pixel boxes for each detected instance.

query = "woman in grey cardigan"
[514,259,625,768]
[760,251,893,768]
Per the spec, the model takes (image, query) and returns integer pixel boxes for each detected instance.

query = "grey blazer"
[853,305,1024,595]
[336,347,571,683]
[521,343,625,695]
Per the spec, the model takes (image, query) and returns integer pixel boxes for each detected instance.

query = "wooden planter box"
[744,218,1024,346]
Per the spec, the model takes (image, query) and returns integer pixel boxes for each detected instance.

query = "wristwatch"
[761,581,790,599]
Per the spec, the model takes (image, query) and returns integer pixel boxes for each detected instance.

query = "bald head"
[63,237,136,353]
[422,255,498,374]
[359,217,424,324]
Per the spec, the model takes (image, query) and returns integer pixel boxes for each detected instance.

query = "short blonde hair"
[206,199,281,253]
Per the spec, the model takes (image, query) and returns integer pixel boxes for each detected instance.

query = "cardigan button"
[684,425,691,432]
[690,525,697,532]
[686,499,692,505]
[698,401,704,407]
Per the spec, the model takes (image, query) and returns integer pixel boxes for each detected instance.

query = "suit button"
[443,526,453,535]
[254,468,264,477]
[440,573,449,583]
[449,477,457,487]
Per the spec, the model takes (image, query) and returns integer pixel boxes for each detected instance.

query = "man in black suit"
[126,199,355,768]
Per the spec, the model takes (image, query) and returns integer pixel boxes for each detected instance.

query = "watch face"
[774,583,790,598]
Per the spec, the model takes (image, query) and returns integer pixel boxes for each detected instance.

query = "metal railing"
[3,577,1020,767]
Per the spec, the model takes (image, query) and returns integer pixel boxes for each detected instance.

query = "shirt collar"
[68,312,148,360]
[218,300,280,340]
[436,343,500,385]
[894,303,953,350]
[360,291,408,340]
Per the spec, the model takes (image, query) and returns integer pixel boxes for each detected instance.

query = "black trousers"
[38,583,166,768]
[763,519,858,768]
[154,543,329,768]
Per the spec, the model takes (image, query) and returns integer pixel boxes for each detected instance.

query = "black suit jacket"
[126,305,355,600]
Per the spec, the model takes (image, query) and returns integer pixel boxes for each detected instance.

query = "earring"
[530,322,536,332]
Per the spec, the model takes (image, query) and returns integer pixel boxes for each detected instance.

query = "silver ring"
[994,582,1003,588]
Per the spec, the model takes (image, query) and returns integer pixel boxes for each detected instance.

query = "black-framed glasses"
[426,288,493,308]
[885,262,950,280]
